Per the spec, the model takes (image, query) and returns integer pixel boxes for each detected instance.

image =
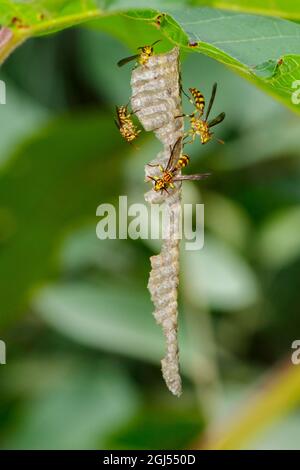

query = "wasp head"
[118,105,127,117]
[142,45,153,56]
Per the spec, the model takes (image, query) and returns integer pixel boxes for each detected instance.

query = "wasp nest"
[131,47,184,396]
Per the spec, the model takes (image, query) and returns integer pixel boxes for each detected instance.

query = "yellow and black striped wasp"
[146,138,210,194]
[117,40,161,68]
[179,83,225,145]
[115,104,141,143]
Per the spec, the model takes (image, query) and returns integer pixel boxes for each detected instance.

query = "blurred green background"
[0,25,300,450]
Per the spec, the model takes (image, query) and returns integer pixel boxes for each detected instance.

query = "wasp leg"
[184,137,195,145]
[146,163,164,172]
[183,130,195,145]
[175,113,192,119]
[146,175,158,182]
[180,86,195,107]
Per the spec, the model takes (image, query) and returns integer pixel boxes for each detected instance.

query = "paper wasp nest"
[131,47,184,396]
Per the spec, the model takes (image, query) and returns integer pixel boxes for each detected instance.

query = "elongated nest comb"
[131,47,184,396]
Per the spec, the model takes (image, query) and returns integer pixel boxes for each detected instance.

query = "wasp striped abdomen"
[189,87,205,114]
[173,154,189,171]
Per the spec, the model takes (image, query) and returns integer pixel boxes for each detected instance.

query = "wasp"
[146,138,210,194]
[115,104,141,143]
[117,40,161,68]
[178,83,225,145]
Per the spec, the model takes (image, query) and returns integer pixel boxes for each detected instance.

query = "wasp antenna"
[181,87,191,101]
[175,113,192,119]
[147,163,161,168]
[151,39,161,47]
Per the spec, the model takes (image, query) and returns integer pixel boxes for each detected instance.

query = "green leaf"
[256,206,300,269]
[34,281,163,362]
[192,1,300,20]
[0,80,49,166]
[33,281,210,380]
[204,192,252,250]
[1,3,300,114]
[182,235,260,311]
[159,9,300,114]
[0,111,123,326]
[3,359,140,449]
[213,107,300,170]
[107,407,205,449]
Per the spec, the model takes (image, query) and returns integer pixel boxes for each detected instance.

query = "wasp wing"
[151,39,161,47]
[114,119,121,130]
[115,106,122,126]
[205,82,217,121]
[208,112,225,128]
[166,137,182,172]
[137,39,161,50]
[173,173,211,181]
[117,54,139,67]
